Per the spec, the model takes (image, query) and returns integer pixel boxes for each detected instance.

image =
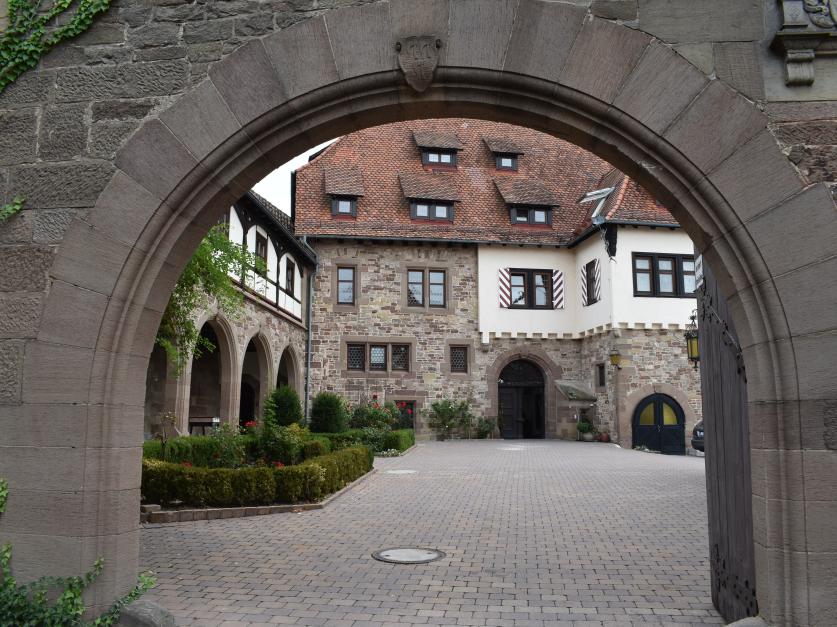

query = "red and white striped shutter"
[498,268,511,308]
[552,270,564,309]
[594,258,602,303]
[580,264,588,307]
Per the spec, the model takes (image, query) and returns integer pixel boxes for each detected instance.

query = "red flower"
[398,402,405,409]
[372,394,378,400]
[407,409,413,415]
[244,420,256,428]
[373,403,380,409]
[181,461,193,467]
[272,461,285,468]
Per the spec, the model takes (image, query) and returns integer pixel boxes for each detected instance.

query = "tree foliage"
[1,0,113,93]
[156,224,261,376]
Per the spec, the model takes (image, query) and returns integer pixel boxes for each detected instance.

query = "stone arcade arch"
[276,344,300,394]
[240,332,273,426]
[1,3,835,623]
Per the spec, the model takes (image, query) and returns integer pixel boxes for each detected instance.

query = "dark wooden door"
[698,259,758,621]
[632,394,685,455]
[499,388,520,439]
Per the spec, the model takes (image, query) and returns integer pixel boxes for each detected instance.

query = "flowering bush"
[210,423,245,468]
[258,423,308,466]
[425,399,475,440]
[349,397,397,429]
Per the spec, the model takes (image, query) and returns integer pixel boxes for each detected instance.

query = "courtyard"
[140,441,721,626]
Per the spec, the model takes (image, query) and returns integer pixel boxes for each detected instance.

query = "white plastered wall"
[278,252,303,319]
[573,236,612,335]
[610,227,697,329]
[227,207,244,280]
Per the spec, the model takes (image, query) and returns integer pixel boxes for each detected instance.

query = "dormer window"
[421,150,457,166]
[331,196,357,216]
[510,206,551,225]
[496,154,518,171]
[411,200,453,221]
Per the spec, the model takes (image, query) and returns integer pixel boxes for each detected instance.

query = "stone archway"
[1,3,834,622]
[621,383,702,450]
[486,346,563,438]
[240,331,273,425]
[276,344,301,394]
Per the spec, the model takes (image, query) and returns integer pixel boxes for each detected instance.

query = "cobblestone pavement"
[140,441,722,626]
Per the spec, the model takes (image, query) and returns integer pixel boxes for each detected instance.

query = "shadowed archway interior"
[2,3,834,624]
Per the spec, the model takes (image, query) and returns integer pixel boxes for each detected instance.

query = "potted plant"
[598,429,611,443]
[576,418,595,442]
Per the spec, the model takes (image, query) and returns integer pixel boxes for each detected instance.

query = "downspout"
[304,238,316,422]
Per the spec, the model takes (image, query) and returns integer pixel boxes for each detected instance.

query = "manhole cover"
[372,548,445,564]
[385,469,416,475]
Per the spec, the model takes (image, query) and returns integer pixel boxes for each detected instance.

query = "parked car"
[691,420,705,452]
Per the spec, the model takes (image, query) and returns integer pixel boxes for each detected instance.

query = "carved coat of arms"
[805,0,837,28]
[396,36,441,93]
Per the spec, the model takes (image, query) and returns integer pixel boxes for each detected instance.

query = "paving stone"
[141,442,722,625]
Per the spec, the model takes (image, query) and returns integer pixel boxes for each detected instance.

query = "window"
[585,260,599,305]
[407,270,424,306]
[369,345,387,371]
[255,232,268,266]
[632,253,697,298]
[450,346,468,373]
[411,201,453,221]
[429,271,446,307]
[421,150,457,166]
[509,269,552,309]
[345,342,412,374]
[347,344,365,370]
[331,196,357,216]
[496,154,518,170]
[285,260,296,296]
[596,363,606,388]
[337,267,355,305]
[392,345,410,371]
[510,206,551,225]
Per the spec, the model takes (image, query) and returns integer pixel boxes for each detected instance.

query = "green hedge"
[141,446,372,507]
[383,429,415,452]
[142,435,259,467]
[314,429,414,453]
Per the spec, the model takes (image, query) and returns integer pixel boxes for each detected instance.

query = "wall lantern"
[608,349,622,370]
[685,311,699,370]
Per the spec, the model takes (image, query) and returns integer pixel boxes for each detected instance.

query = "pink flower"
[244,420,256,428]
[181,461,193,467]
[272,461,285,468]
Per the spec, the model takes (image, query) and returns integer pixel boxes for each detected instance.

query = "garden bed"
[142,446,373,508]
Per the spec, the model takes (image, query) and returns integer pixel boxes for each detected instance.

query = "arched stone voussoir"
[445,0,518,72]
[700,226,773,303]
[502,0,585,81]
[704,131,806,231]
[664,79,767,175]
[559,16,652,105]
[21,340,95,405]
[324,2,397,81]
[741,338,799,405]
[114,119,200,206]
[611,41,709,136]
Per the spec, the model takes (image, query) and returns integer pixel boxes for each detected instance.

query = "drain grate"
[372,548,445,564]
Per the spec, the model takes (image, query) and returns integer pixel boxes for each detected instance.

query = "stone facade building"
[144,192,315,437]
[295,119,702,451]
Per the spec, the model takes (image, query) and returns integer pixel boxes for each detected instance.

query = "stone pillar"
[0,0,8,32]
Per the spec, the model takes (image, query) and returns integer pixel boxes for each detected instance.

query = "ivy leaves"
[157,224,264,376]
[0,196,24,222]
[1,0,113,93]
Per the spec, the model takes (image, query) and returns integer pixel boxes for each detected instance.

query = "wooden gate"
[698,260,759,621]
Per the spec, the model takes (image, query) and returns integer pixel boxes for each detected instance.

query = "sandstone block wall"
[309,240,701,442]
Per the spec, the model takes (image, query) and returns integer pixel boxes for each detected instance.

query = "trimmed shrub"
[382,429,415,452]
[301,438,329,460]
[310,392,349,433]
[142,439,163,460]
[258,423,307,465]
[141,446,373,507]
[263,385,303,427]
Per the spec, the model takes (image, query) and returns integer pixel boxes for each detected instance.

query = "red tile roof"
[293,119,677,245]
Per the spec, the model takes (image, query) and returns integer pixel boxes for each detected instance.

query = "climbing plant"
[0,196,24,222]
[1,0,112,93]
[0,477,155,625]
[157,223,263,376]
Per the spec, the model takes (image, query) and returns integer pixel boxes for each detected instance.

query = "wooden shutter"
[593,258,602,303]
[498,268,511,308]
[552,270,564,309]
[580,264,588,307]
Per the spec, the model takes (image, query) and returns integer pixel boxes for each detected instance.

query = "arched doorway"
[240,338,263,425]
[632,394,686,455]
[498,360,545,440]
[276,346,297,391]
[188,324,222,433]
